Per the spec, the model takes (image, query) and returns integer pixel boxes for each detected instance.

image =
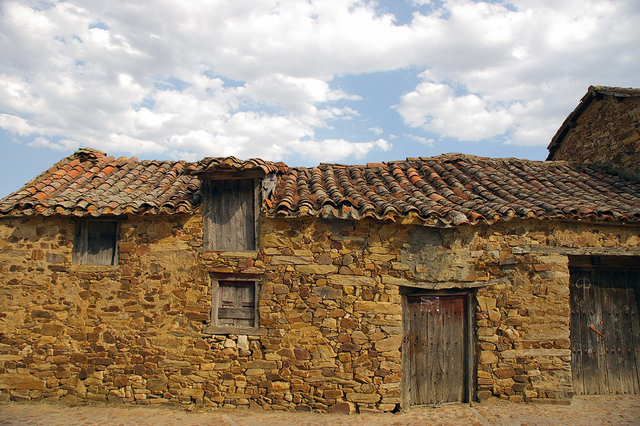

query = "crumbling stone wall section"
[549,95,640,175]
[1,213,639,410]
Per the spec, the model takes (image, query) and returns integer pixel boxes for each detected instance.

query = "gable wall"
[1,214,639,411]
[549,95,640,174]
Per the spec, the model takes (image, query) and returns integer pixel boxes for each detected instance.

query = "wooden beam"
[513,245,640,257]
[199,170,265,180]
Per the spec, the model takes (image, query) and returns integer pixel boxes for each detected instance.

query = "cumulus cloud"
[293,138,391,162]
[404,134,434,146]
[397,81,514,140]
[28,136,79,151]
[0,0,638,165]
[395,0,640,145]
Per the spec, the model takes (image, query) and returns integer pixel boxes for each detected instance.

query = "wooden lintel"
[200,171,265,180]
[202,325,266,336]
[397,280,490,292]
[512,245,640,257]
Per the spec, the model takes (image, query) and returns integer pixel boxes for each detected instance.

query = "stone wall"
[549,94,640,175]
[1,213,639,410]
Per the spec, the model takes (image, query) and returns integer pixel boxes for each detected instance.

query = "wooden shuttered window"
[218,281,255,327]
[206,276,260,334]
[73,220,118,265]
[203,178,259,251]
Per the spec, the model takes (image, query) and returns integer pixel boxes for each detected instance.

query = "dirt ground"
[1,395,639,426]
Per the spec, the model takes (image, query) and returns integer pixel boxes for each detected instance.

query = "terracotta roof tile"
[269,154,640,225]
[2,150,640,226]
[189,156,288,175]
[0,149,201,217]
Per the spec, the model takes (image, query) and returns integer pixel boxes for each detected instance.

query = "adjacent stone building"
[547,85,640,175]
[1,89,640,412]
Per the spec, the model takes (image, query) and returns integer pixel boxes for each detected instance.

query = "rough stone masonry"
[1,212,640,411]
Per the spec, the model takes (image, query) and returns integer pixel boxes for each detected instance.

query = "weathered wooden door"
[408,294,468,405]
[570,267,640,395]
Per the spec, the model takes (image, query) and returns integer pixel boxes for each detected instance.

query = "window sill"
[217,251,260,260]
[47,264,120,273]
[202,325,266,336]
[70,265,120,272]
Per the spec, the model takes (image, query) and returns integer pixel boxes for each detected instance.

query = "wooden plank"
[593,273,609,394]
[253,178,261,250]
[614,271,637,394]
[465,292,474,403]
[629,271,640,395]
[236,282,255,326]
[426,296,441,404]
[199,170,265,180]
[567,256,640,269]
[240,284,255,308]
[600,270,621,394]
[408,296,422,404]
[569,271,585,394]
[204,179,255,251]
[441,296,465,402]
[401,295,411,410]
[220,284,236,306]
[454,296,465,402]
[218,307,255,319]
[408,297,420,404]
[417,297,428,404]
[576,268,601,394]
[73,221,87,265]
[513,246,640,257]
[441,297,453,403]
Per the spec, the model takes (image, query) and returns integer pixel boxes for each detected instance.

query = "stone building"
[1,91,640,412]
[547,85,640,175]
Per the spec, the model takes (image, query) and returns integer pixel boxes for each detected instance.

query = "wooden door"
[408,294,467,405]
[570,267,640,395]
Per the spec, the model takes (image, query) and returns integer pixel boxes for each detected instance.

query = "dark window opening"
[73,220,118,265]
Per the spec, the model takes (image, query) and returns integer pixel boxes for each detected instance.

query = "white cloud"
[28,136,79,151]
[397,82,514,140]
[395,0,639,145]
[0,0,638,164]
[404,134,434,146]
[293,138,391,162]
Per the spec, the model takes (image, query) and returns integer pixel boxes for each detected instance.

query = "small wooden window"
[202,178,259,251]
[205,276,260,335]
[73,220,118,265]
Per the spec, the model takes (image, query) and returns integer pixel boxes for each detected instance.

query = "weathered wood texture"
[570,266,640,395]
[203,179,258,251]
[408,295,466,405]
[209,277,259,331]
[218,281,255,327]
[73,220,117,265]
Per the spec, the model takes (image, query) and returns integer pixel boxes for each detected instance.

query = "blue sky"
[1,0,639,198]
